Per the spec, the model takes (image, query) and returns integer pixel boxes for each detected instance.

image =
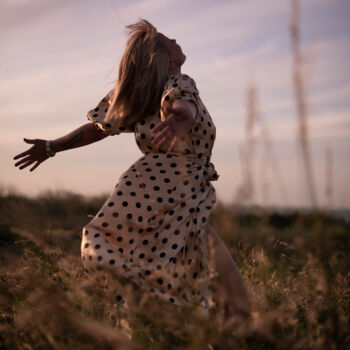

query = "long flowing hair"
[105,19,170,128]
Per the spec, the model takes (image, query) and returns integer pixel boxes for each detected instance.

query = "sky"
[1,0,349,208]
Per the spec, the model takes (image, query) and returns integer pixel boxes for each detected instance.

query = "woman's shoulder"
[164,73,198,92]
[166,72,195,83]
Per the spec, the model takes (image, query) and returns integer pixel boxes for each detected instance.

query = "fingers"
[152,116,180,151]
[155,135,169,149]
[19,160,35,170]
[152,125,171,147]
[13,137,38,160]
[153,131,172,149]
[167,136,178,152]
[13,149,31,160]
[153,118,172,133]
[30,161,41,172]
[23,138,38,144]
[15,155,31,167]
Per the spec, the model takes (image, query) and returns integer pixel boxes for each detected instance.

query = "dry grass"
[0,192,349,349]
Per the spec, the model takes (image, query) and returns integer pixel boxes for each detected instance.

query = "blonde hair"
[105,19,170,128]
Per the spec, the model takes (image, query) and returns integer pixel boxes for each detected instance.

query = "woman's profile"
[13,19,250,326]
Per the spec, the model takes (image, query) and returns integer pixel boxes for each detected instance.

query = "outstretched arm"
[14,123,108,172]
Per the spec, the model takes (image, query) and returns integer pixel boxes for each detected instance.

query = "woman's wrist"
[46,140,56,157]
[50,140,63,154]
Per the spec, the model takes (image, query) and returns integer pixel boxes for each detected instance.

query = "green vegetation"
[0,190,349,349]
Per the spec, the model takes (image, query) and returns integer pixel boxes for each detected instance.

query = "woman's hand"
[152,100,196,152]
[13,138,49,172]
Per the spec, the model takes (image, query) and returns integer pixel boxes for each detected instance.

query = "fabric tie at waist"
[203,161,219,182]
[185,156,219,182]
[182,156,219,262]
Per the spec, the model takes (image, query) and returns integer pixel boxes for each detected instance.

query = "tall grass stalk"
[290,0,318,208]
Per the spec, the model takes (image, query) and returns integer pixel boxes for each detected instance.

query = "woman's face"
[158,33,186,69]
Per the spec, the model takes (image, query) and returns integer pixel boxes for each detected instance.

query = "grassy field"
[0,190,348,349]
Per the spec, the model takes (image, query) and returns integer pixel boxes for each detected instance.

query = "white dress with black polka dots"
[81,73,219,311]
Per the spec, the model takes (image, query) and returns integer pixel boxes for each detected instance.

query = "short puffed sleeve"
[86,90,134,135]
[160,73,199,122]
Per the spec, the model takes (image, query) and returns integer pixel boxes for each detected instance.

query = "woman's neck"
[169,65,181,76]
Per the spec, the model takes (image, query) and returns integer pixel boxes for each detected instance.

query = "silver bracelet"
[46,140,56,157]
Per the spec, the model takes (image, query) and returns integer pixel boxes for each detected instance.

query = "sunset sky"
[1,0,349,208]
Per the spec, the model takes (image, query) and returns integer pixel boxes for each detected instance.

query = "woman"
[14,19,250,322]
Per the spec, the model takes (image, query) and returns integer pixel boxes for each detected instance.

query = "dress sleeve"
[86,90,134,136]
[160,74,200,123]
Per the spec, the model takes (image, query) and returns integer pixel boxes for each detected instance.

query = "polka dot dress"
[82,73,219,311]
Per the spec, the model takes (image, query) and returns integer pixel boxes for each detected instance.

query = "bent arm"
[152,99,197,151]
[51,122,108,153]
[172,99,197,121]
